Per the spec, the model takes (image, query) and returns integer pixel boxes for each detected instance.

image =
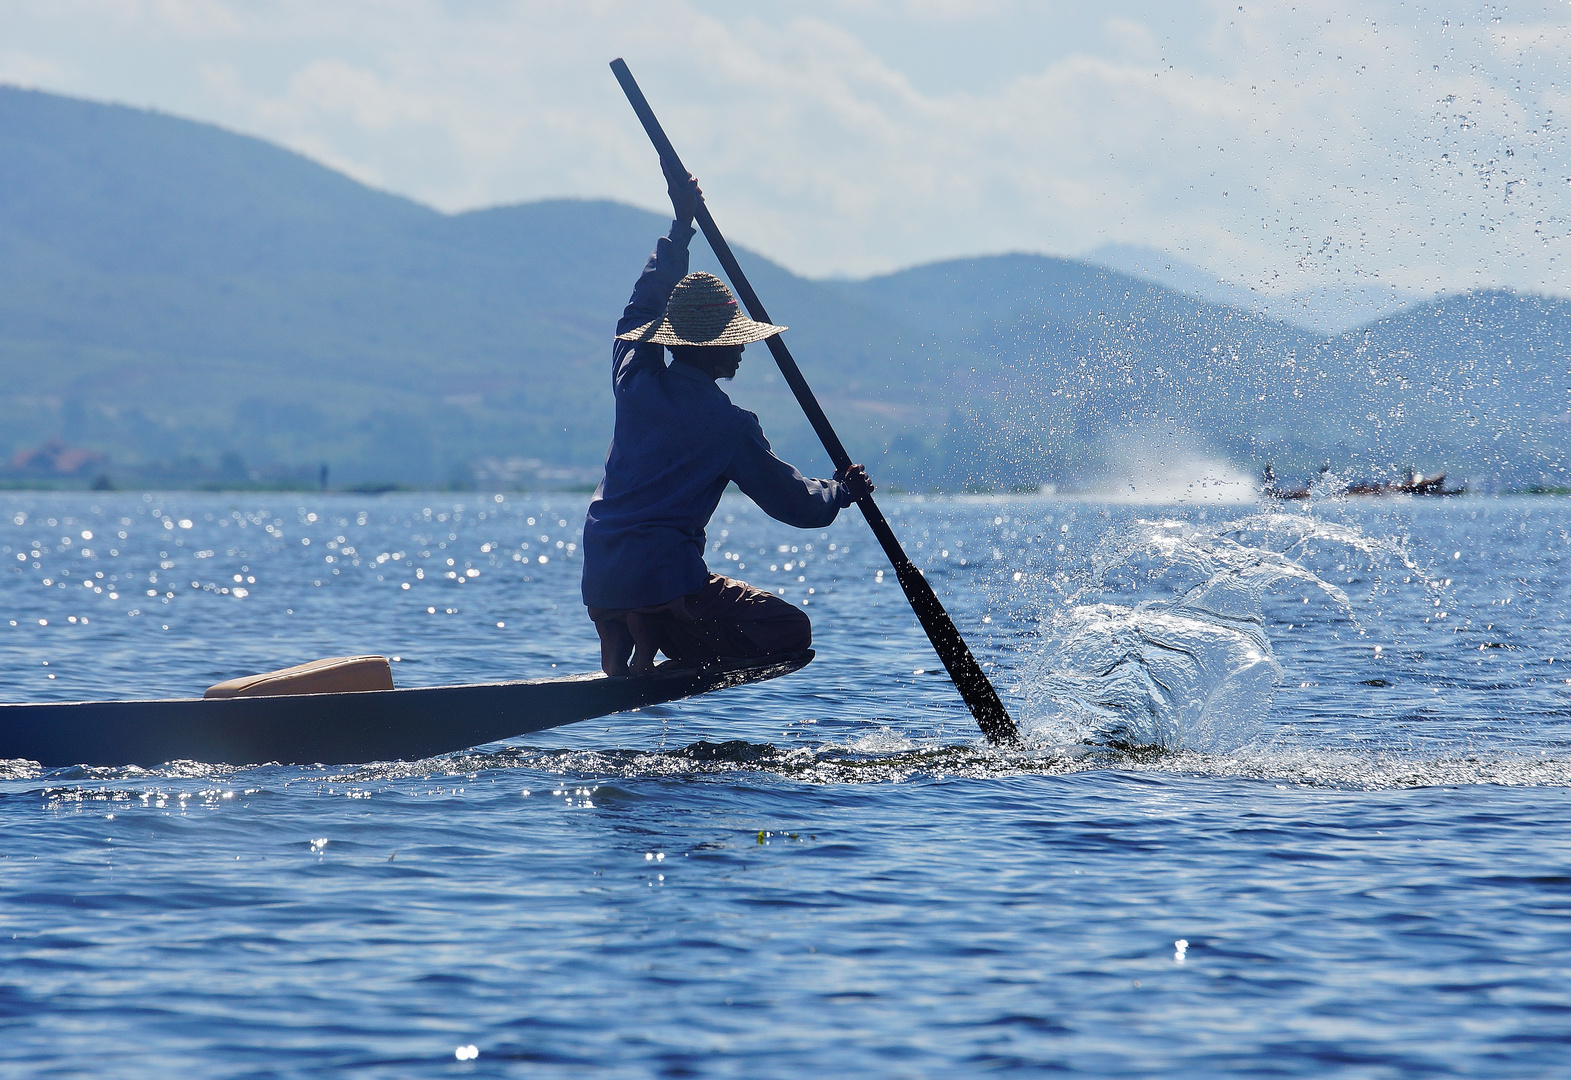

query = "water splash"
[329,738,1571,791]
[1015,510,1419,752]
[16,738,1571,799]
[1084,429,1260,504]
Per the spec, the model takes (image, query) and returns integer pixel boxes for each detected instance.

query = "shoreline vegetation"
[0,477,587,495]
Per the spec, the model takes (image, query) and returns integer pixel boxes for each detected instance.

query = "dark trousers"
[588,574,811,676]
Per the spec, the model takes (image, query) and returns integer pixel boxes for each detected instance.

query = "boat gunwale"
[0,652,814,711]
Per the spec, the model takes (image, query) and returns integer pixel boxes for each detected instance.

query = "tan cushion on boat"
[204,655,395,699]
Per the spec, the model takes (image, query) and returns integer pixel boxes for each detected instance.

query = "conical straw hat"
[617,272,785,346]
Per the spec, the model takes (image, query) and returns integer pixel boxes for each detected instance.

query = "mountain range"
[1082,243,1428,336]
[0,85,1565,491]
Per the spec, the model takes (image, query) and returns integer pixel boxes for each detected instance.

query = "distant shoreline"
[0,479,596,496]
[1,480,1565,498]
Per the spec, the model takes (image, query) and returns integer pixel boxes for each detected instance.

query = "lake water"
[3,491,1569,1076]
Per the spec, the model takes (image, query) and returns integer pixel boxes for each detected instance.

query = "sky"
[0,0,1567,295]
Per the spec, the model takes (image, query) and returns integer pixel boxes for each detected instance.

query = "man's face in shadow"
[672,343,744,380]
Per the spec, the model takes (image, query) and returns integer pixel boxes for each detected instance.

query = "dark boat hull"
[0,651,813,768]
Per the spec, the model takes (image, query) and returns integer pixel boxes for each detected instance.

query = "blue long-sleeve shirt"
[581,221,852,610]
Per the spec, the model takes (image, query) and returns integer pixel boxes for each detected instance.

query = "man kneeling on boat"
[581,164,871,676]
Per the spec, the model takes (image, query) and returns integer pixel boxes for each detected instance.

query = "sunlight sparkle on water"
[4,492,1571,1076]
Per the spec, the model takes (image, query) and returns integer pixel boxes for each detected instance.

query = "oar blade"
[892,559,1017,742]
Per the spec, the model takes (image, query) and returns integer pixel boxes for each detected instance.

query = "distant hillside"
[834,255,1316,482]
[1314,291,1571,483]
[0,85,1566,491]
[0,86,990,486]
[1083,243,1429,336]
[837,255,1570,490]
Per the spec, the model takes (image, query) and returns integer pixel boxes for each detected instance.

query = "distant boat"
[1260,464,1311,500]
[1343,469,1465,497]
[1261,465,1465,499]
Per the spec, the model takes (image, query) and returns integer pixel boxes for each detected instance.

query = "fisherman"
[581,163,872,676]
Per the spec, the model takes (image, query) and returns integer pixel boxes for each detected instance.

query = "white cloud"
[0,50,75,87]
[1103,16,1161,61]
[1491,21,1571,56]
[0,0,1566,295]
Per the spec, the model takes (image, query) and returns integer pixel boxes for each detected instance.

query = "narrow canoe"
[0,650,813,768]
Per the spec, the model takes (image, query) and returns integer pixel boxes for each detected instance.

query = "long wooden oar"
[610,58,1018,744]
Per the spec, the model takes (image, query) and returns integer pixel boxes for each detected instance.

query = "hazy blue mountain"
[840,253,1569,490]
[1081,244,1258,312]
[1084,243,1428,337]
[1313,290,1571,486]
[0,84,1566,492]
[0,85,951,485]
[0,86,507,480]
[834,254,1317,481]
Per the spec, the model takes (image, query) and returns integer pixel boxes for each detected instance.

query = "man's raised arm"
[611,168,702,388]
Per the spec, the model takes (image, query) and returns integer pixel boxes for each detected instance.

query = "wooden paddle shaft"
[609,59,1018,744]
